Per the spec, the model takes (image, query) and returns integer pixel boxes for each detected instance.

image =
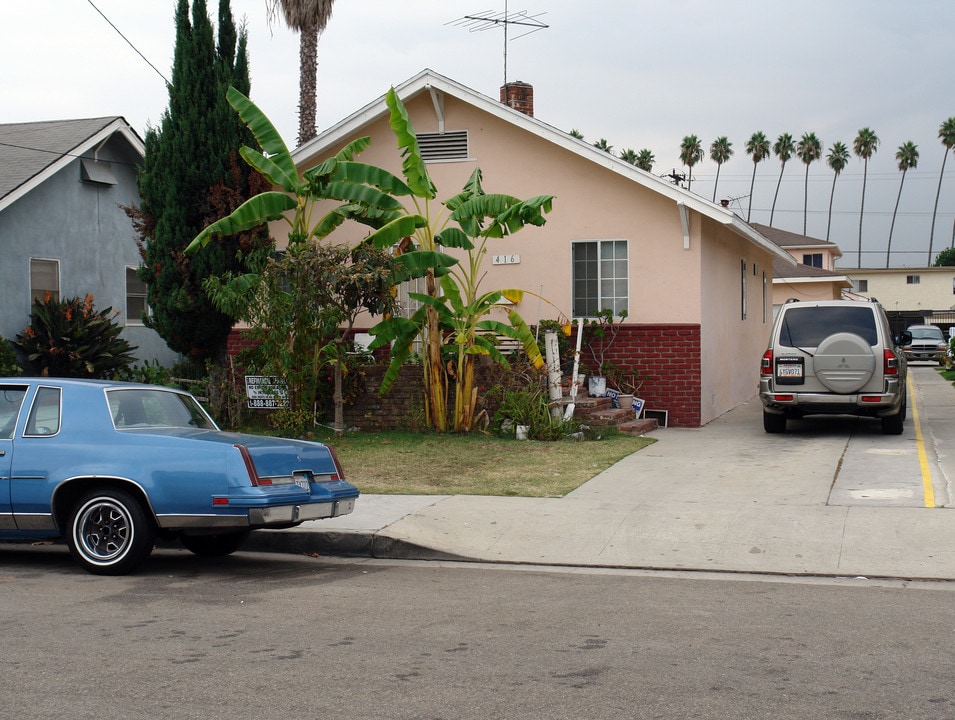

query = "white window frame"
[571,239,629,318]
[30,258,60,303]
[125,266,149,325]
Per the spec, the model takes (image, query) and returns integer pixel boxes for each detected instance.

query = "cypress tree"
[133,0,268,363]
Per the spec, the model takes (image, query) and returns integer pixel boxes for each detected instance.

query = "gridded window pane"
[126,267,148,324]
[30,259,59,303]
[571,240,628,317]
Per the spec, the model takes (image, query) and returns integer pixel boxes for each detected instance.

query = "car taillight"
[761,349,773,376]
[327,444,345,482]
[234,444,264,485]
[883,349,899,376]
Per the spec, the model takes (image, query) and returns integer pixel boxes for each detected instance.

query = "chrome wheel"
[68,489,155,575]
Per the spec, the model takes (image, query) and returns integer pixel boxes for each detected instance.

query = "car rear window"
[108,389,217,430]
[778,306,878,348]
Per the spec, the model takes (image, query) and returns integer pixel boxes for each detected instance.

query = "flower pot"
[616,393,634,410]
[588,376,607,397]
[515,424,529,440]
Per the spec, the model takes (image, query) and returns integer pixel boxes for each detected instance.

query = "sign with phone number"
[244,376,288,409]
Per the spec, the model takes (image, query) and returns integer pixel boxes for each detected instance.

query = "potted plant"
[579,309,628,397]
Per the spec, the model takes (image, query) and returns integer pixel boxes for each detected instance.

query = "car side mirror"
[898,331,912,346]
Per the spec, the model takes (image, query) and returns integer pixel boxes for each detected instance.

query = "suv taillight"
[884,349,899,376]
[761,349,773,376]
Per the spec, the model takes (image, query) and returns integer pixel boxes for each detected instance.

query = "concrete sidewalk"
[248,366,955,580]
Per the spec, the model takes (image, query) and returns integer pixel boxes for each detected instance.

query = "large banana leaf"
[329,161,414,196]
[385,88,435,199]
[434,227,474,250]
[394,250,458,280]
[365,215,429,250]
[451,194,554,238]
[187,192,297,252]
[226,87,297,191]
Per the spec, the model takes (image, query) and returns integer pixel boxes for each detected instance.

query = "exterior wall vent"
[416,130,469,162]
[80,158,117,185]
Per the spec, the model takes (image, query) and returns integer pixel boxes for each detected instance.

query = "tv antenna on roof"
[447,2,548,86]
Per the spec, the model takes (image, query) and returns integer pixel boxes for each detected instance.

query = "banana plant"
[190,86,554,433]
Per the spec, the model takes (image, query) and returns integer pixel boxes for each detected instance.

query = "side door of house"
[0,384,29,531]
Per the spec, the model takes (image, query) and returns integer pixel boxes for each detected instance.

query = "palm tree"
[679,135,703,192]
[853,127,880,266]
[744,131,770,222]
[796,132,822,235]
[928,117,955,264]
[770,133,795,226]
[887,141,919,267]
[618,148,638,165]
[635,148,655,173]
[825,141,850,241]
[593,138,613,153]
[267,0,336,146]
[709,136,733,202]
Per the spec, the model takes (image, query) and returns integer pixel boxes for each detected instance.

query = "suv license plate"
[777,364,803,378]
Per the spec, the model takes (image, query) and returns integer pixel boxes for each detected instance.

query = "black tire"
[763,410,786,433]
[180,530,251,557]
[882,392,906,435]
[67,488,156,575]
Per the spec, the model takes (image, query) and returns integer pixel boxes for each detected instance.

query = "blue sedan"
[0,377,359,574]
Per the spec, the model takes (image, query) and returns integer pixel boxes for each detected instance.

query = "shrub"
[15,294,137,378]
[0,337,21,376]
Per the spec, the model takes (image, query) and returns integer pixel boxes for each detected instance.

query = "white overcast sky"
[3,0,954,268]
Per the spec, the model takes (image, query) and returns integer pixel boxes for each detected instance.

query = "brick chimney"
[500,81,534,117]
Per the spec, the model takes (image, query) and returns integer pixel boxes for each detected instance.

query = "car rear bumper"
[158,497,358,530]
[759,378,903,417]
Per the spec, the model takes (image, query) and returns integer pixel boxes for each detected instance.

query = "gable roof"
[294,68,794,265]
[752,223,843,258]
[0,117,144,212]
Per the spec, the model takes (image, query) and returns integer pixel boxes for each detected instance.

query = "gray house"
[0,117,177,367]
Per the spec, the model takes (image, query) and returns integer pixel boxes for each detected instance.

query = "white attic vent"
[416,130,469,162]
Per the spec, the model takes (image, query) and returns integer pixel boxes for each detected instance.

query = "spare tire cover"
[812,332,876,393]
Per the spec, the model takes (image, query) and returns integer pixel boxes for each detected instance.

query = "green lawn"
[310,429,656,497]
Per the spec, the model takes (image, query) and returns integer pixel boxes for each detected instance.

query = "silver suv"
[759,299,910,434]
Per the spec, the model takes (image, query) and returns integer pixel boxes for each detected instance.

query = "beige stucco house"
[751,224,852,309]
[844,267,955,333]
[288,69,794,426]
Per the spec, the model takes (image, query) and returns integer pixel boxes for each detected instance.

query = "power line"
[86,0,169,86]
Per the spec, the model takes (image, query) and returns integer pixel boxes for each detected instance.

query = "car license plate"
[293,473,311,491]
[777,364,803,378]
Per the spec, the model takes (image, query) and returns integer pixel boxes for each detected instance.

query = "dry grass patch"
[316,430,656,497]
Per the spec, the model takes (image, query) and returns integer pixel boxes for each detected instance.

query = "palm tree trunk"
[296,26,318,145]
[712,166,721,202]
[770,163,786,226]
[747,165,757,222]
[887,171,906,268]
[929,152,949,264]
[858,161,868,267]
[803,165,810,235]
[826,174,838,241]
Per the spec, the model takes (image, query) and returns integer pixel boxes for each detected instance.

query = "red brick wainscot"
[572,323,702,428]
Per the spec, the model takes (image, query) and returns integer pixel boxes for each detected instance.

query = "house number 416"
[492,254,521,265]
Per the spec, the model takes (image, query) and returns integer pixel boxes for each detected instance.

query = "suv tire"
[763,410,786,434]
